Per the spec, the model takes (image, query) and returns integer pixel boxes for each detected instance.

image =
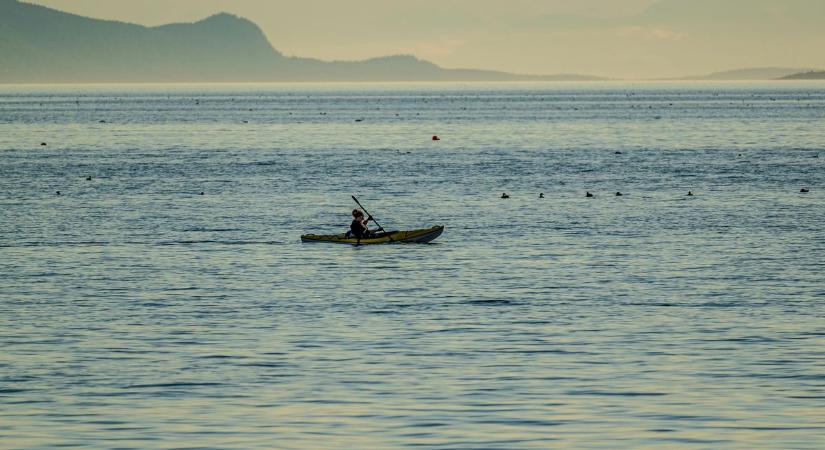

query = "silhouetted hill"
[781,71,825,80]
[0,1,283,82]
[678,67,812,81]
[0,0,601,83]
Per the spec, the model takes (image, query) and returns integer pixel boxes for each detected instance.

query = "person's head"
[352,209,364,219]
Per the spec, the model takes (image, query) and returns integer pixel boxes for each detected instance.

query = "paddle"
[351,195,393,242]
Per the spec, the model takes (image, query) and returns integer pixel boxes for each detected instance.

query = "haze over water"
[1,82,824,449]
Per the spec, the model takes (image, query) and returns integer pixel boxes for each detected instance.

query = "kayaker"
[350,209,374,239]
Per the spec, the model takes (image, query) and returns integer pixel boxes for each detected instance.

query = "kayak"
[301,225,444,245]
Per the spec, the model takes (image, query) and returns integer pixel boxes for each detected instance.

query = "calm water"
[1,82,824,449]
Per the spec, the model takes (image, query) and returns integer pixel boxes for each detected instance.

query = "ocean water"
[1,82,823,449]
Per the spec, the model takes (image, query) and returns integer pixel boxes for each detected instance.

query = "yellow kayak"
[301,225,444,245]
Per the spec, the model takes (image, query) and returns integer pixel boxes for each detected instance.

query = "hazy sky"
[26,0,825,78]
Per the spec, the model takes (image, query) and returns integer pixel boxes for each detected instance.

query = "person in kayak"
[350,209,375,239]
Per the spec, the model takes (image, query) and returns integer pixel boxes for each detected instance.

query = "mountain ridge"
[667,67,814,81]
[781,70,825,80]
[0,0,602,83]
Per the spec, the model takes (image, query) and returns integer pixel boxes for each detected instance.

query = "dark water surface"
[1,82,824,449]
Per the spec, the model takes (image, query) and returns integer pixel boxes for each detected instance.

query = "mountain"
[0,2,283,82]
[0,0,601,83]
[677,67,814,81]
[781,71,825,80]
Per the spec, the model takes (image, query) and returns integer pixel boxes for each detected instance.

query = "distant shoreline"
[3,79,825,88]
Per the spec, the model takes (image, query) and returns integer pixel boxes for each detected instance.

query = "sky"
[25,0,825,79]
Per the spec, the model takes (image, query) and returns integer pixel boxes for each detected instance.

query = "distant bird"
[687,191,694,196]
[99,120,106,123]
[432,135,441,141]
[614,151,622,155]
[355,119,363,122]
[539,193,544,199]
[615,192,623,196]
[800,188,810,193]
[56,191,61,195]
[86,176,92,181]
[41,142,47,146]
[501,192,510,199]
[586,192,594,198]
[199,192,205,196]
